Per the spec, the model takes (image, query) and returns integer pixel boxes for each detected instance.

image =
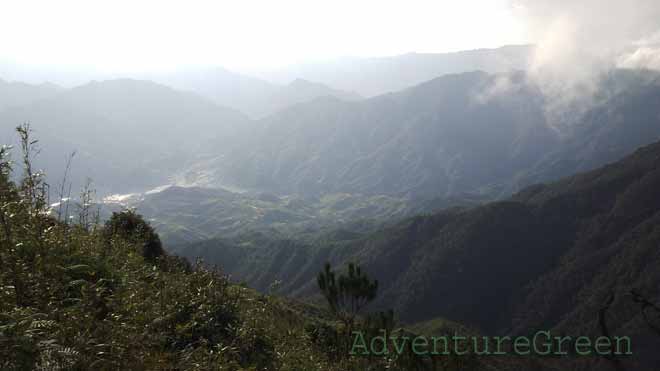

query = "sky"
[0,0,528,72]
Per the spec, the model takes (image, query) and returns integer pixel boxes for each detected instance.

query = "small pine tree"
[317,262,378,333]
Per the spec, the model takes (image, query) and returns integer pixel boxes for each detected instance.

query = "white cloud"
[618,47,660,70]
[508,0,660,124]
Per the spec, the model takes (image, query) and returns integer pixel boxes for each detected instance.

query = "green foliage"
[137,186,418,247]
[317,262,392,363]
[0,130,251,368]
[103,209,164,261]
[363,309,396,337]
[317,262,378,329]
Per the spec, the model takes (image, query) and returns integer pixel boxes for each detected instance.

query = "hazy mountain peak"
[76,78,177,92]
[286,78,337,90]
[0,77,63,112]
[288,78,314,87]
[258,44,534,97]
[279,78,362,104]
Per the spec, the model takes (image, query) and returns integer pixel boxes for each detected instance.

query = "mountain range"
[3,65,660,237]
[1,45,532,117]
[0,79,249,194]
[176,135,660,369]
[146,67,362,118]
[180,69,660,201]
[0,78,62,112]
[258,44,533,96]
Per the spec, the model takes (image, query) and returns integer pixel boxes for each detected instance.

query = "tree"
[317,262,378,333]
[103,210,164,261]
[0,145,15,246]
[16,124,48,215]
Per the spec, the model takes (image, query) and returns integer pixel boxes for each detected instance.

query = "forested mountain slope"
[182,69,660,203]
[178,138,660,368]
[187,71,558,198]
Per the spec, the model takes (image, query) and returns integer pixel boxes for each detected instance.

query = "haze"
[0,0,526,72]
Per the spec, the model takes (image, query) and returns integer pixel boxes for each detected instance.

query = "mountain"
[180,70,557,198]
[0,60,105,87]
[0,78,61,112]
[0,79,249,194]
[258,45,533,97]
[146,67,361,118]
[273,78,361,113]
[1,62,362,119]
[178,69,660,202]
[1,128,558,371]
[177,136,660,370]
[6,64,658,210]
[520,69,660,186]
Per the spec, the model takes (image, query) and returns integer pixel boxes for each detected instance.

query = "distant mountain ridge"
[258,45,533,96]
[130,67,362,118]
[0,78,250,194]
[0,78,62,112]
[181,69,660,202]
[0,64,362,119]
[3,68,660,208]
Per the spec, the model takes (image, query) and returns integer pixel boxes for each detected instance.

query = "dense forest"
[178,135,660,370]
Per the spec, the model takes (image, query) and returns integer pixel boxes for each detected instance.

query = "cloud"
[516,0,660,69]
[618,46,660,70]
[474,73,525,104]
[509,0,660,125]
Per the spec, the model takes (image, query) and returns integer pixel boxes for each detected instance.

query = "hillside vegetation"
[0,130,376,370]
[3,128,535,370]
[128,186,456,246]
[179,137,660,370]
